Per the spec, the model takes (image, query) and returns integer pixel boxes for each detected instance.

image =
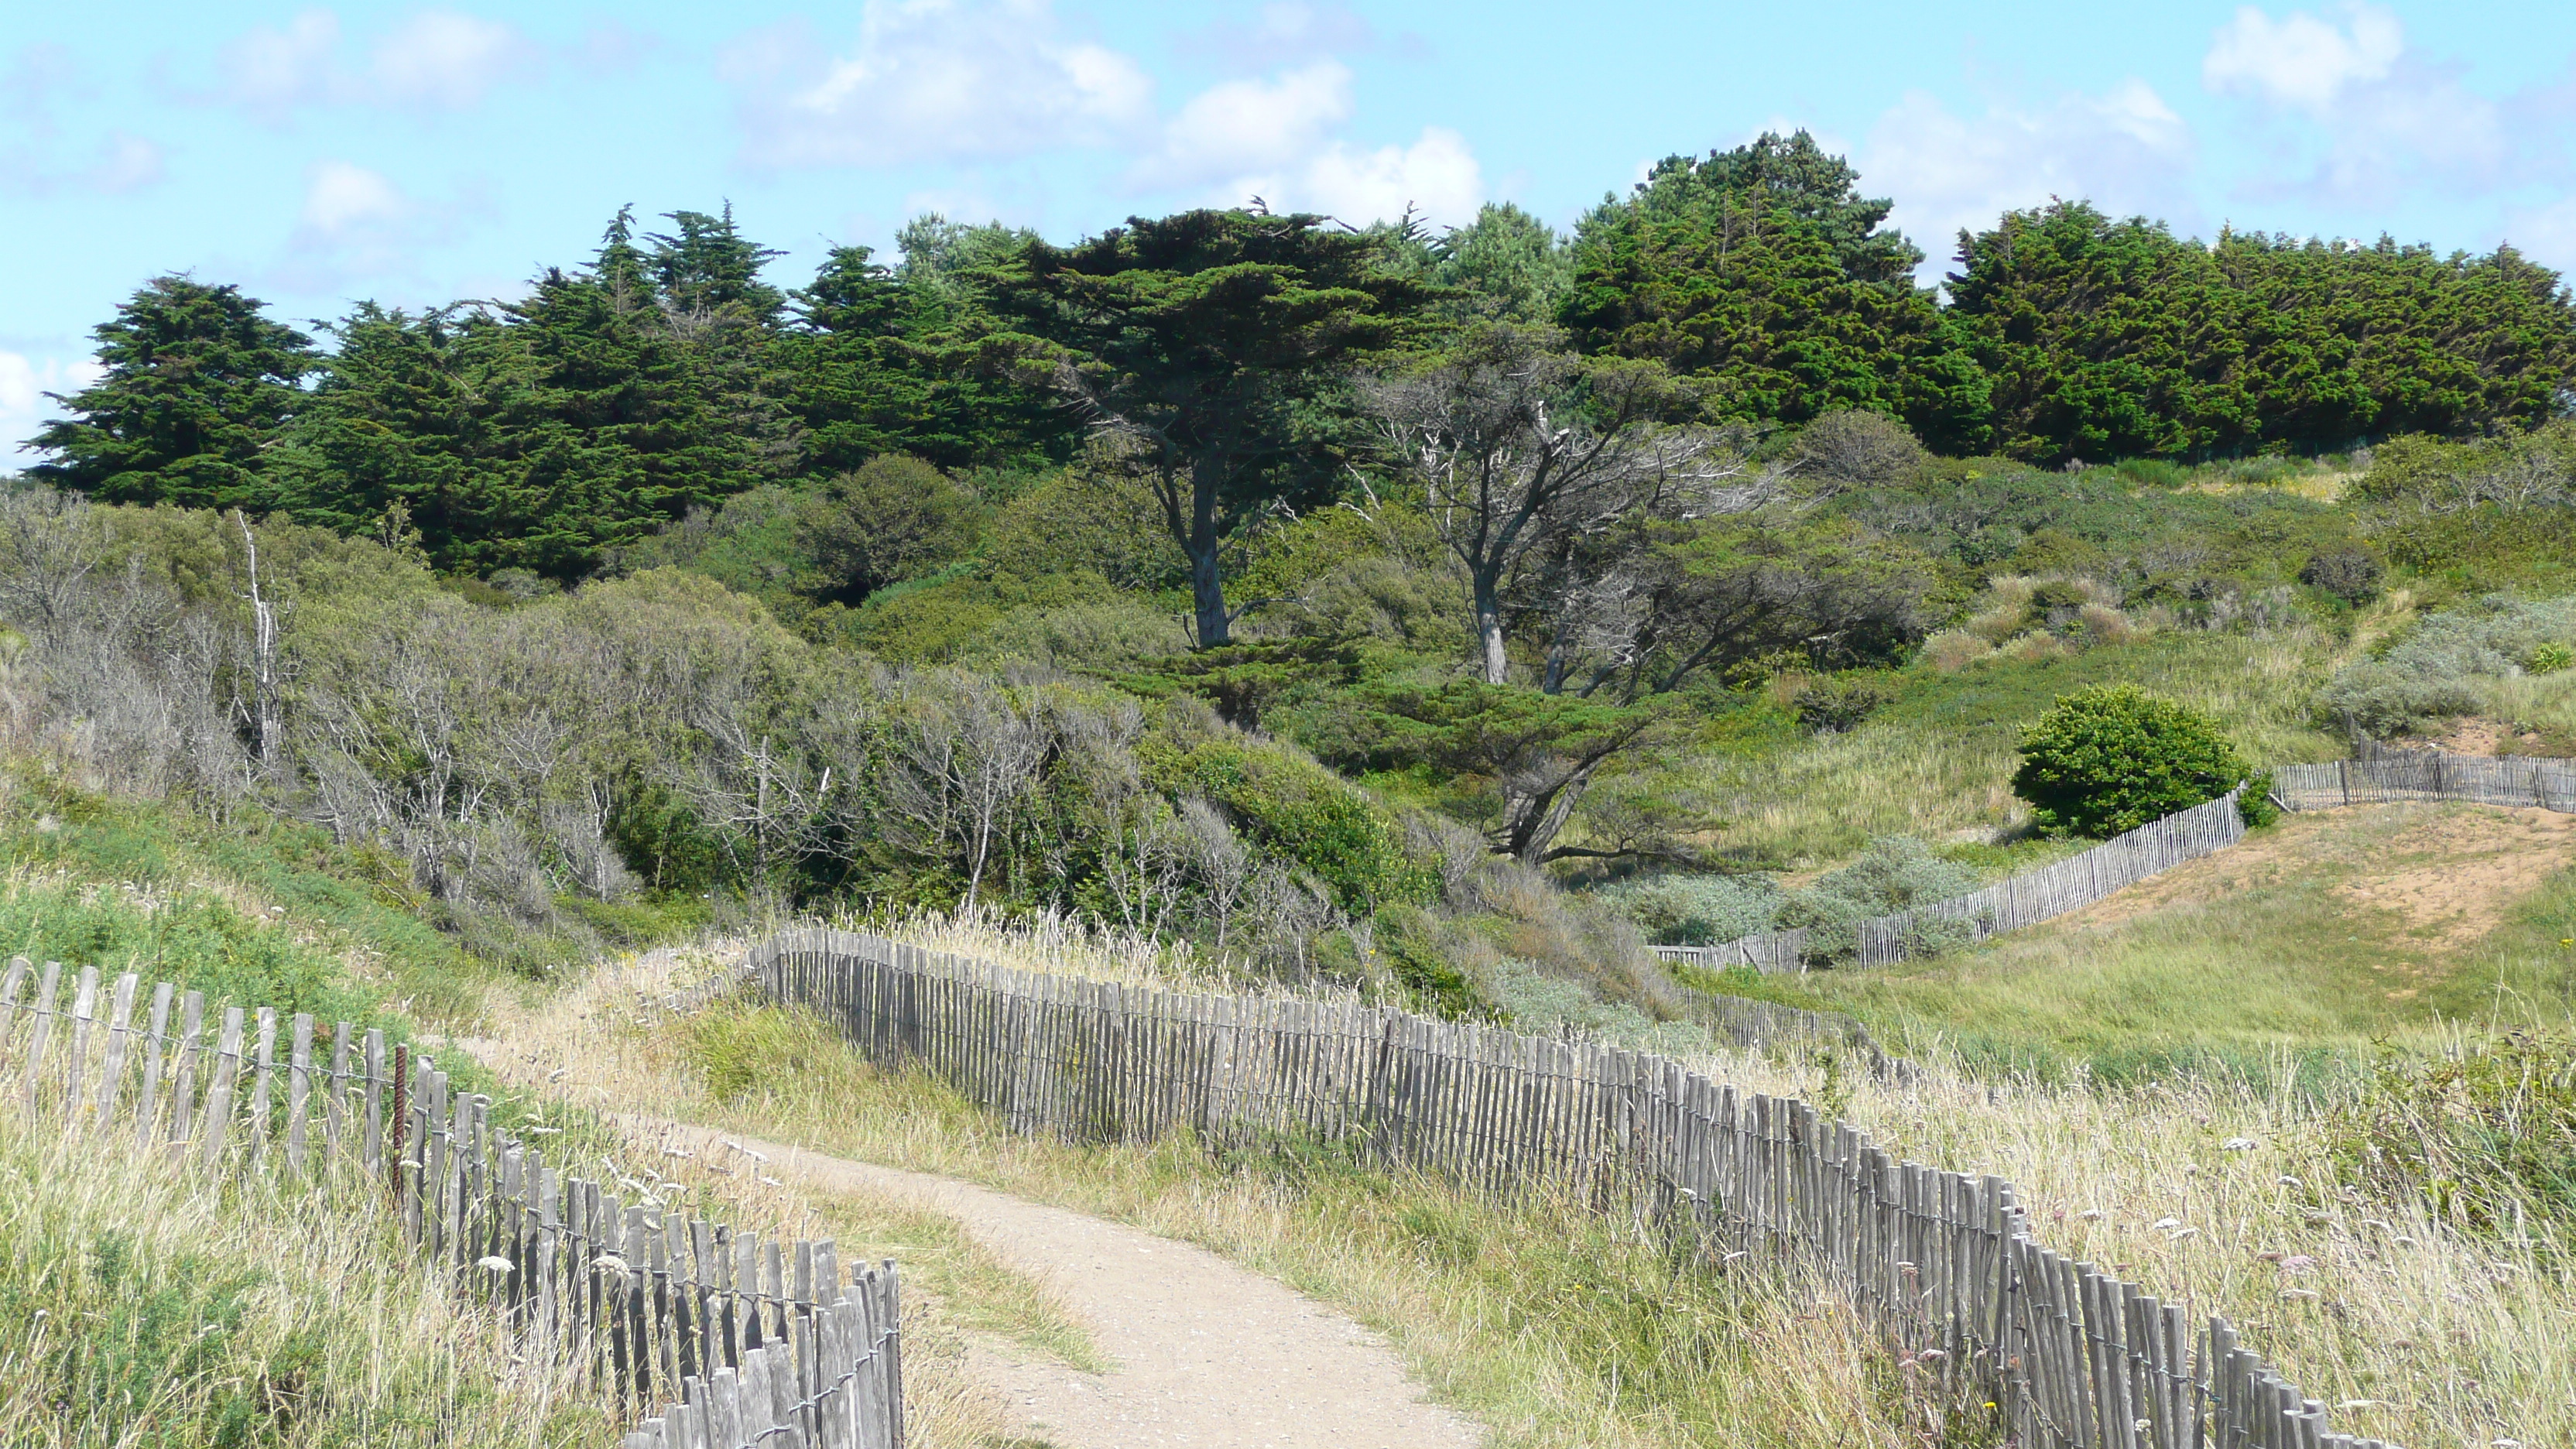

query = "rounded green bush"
[2012,685,2257,838]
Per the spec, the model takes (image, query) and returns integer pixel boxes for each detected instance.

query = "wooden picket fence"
[0,955,905,1449]
[1656,790,2249,974]
[2273,747,2576,813]
[748,927,2396,1449]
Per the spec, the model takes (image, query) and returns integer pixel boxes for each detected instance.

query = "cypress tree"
[29,276,319,509]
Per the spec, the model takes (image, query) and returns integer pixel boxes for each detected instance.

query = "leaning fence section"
[752,928,2392,1449]
[1656,790,2248,975]
[0,955,905,1449]
[2273,748,2576,813]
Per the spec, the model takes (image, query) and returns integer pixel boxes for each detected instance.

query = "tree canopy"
[1561,130,1993,452]
[22,149,2575,593]
[973,207,1434,646]
[1950,202,2576,463]
[29,276,320,509]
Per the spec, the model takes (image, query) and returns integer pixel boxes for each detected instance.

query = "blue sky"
[7,0,2576,453]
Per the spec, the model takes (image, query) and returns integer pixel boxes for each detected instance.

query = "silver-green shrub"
[2315,594,2576,736]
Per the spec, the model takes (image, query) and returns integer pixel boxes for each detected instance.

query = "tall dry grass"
[0,1112,612,1447]
[487,947,1987,1449]
[601,920,2571,1449]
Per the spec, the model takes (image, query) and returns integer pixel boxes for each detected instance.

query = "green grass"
[1694,803,2576,1084]
[1643,625,2352,870]
[0,766,488,1024]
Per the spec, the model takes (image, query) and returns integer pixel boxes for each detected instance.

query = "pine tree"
[785,244,1076,474]
[978,208,1434,646]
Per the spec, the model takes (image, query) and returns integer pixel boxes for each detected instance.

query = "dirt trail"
[464,950,1482,1446]
[615,1114,1480,1449]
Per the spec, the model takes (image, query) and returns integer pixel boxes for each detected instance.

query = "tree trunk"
[1181,455,1231,648]
[1472,567,1509,685]
[1190,546,1230,648]
[1502,758,1601,865]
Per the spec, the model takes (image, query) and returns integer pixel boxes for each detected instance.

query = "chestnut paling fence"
[2270,748,2576,813]
[750,928,2399,1449]
[1658,747,2576,975]
[0,955,906,1449]
[1654,790,2249,974]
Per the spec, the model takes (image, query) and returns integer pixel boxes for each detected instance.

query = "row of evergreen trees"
[27,133,2576,581]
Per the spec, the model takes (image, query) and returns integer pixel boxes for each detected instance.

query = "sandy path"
[618,1115,1482,1449]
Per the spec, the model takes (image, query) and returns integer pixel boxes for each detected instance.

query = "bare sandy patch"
[2330,807,2576,950]
[2417,717,2554,758]
[2057,803,2576,949]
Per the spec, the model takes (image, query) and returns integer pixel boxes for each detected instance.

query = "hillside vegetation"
[8,127,2576,1447]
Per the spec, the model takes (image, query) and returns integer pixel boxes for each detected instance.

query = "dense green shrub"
[797,454,985,604]
[2012,685,2256,836]
[1140,718,1436,914]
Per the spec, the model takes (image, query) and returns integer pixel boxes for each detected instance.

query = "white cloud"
[211,8,533,118]
[1131,61,1483,227]
[722,0,1155,168]
[1135,61,1351,190]
[2203,2,2402,114]
[371,10,533,109]
[1865,80,2197,271]
[300,160,409,235]
[0,352,99,458]
[715,0,1482,227]
[1286,128,1482,227]
[88,134,166,192]
[2199,5,2539,205]
[274,161,485,293]
[218,9,346,117]
[1180,4,1394,67]
[2,129,167,196]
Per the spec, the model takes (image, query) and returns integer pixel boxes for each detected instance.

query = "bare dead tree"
[1363,324,1761,683]
[885,678,1051,910]
[233,511,284,780]
[1177,797,1254,954]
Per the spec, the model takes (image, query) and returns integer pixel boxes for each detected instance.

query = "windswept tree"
[977,209,1432,647]
[1363,324,1754,683]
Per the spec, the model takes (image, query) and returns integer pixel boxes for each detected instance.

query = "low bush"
[2012,685,2257,836]
[1776,837,1982,961]
[2314,594,2576,737]
[1793,678,1886,735]
[1596,873,1781,947]
[1601,836,1978,961]
[2299,546,2384,605]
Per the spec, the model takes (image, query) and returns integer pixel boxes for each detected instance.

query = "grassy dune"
[1659,623,2359,870]
[516,936,2572,1449]
[1714,803,2576,1080]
